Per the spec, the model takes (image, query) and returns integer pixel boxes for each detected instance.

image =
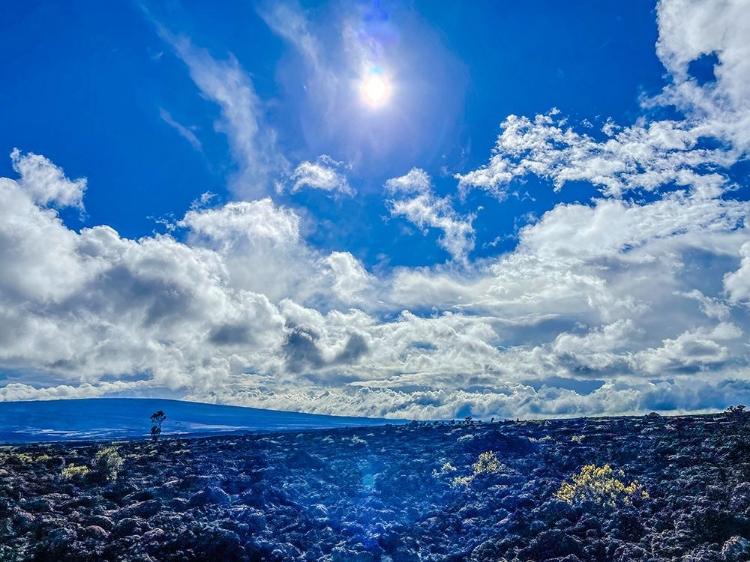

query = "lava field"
[2,411,750,561]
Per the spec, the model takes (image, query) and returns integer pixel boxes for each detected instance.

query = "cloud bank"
[3,0,750,420]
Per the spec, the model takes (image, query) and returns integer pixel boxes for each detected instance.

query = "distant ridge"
[0,398,398,443]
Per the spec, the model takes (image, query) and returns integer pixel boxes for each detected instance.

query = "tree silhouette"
[150,410,167,441]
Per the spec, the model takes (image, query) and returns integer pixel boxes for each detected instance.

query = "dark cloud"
[283,325,324,374]
[334,333,369,364]
[209,324,253,346]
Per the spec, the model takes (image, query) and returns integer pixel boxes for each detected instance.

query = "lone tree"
[150,410,167,441]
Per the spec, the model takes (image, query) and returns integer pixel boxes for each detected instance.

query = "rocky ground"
[2,410,750,561]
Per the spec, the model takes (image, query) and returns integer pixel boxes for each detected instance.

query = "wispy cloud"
[257,1,467,174]
[257,1,335,99]
[159,108,202,152]
[157,29,288,199]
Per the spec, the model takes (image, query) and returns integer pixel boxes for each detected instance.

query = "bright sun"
[361,73,391,107]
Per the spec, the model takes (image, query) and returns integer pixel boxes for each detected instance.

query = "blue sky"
[1,0,749,419]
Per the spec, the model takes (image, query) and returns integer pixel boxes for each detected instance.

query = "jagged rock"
[722,536,750,561]
[118,499,162,519]
[460,430,538,456]
[519,529,584,560]
[22,497,53,513]
[82,514,114,530]
[111,517,144,538]
[187,486,231,508]
[80,524,109,540]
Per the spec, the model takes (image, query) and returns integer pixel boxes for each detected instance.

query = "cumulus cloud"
[458,0,750,203]
[635,322,743,374]
[384,167,431,194]
[0,380,155,402]
[10,148,86,209]
[282,155,353,196]
[387,169,476,263]
[456,111,736,200]
[325,251,374,305]
[2,143,750,418]
[4,0,750,421]
[654,0,750,151]
[724,241,750,304]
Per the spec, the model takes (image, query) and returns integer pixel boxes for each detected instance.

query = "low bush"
[452,451,504,487]
[557,464,647,507]
[94,446,124,481]
[61,463,90,480]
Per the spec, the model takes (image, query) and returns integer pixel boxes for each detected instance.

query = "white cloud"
[325,251,374,305]
[0,380,155,402]
[187,376,750,420]
[516,192,748,262]
[384,168,431,194]
[724,240,750,304]
[4,1,750,420]
[458,0,750,202]
[162,33,288,198]
[679,289,731,320]
[654,0,750,151]
[283,155,353,196]
[456,111,736,200]
[552,320,637,371]
[159,108,202,152]
[387,169,475,263]
[636,322,743,374]
[10,148,86,209]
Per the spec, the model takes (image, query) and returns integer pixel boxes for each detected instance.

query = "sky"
[1,0,750,420]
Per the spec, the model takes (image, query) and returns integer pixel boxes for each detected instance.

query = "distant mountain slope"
[0,398,397,443]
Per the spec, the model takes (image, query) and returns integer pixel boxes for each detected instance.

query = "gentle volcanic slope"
[1,412,749,560]
[0,398,397,443]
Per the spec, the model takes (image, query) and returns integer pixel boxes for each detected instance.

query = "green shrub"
[451,451,504,487]
[557,464,648,507]
[61,463,90,480]
[94,446,124,481]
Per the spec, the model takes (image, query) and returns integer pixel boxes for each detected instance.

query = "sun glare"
[361,73,391,107]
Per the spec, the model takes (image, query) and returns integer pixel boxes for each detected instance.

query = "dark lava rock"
[460,430,538,456]
[111,517,144,538]
[2,413,750,561]
[188,486,231,508]
[722,536,750,562]
[117,498,162,519]
[519,529,584,560]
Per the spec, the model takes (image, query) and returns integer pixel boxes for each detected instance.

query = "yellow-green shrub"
[61,463,90,480]
[94,446,124,481]
[556,464,648,507]
[452,451,504,487]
